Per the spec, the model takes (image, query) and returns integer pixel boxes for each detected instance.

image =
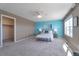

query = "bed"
[36,31,54,42]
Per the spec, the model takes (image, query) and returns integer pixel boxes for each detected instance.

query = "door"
[2,16,14,43]
[0,14,16,47]
[3,25,14,42]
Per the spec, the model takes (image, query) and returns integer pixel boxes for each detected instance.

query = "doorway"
[1,14,16,47]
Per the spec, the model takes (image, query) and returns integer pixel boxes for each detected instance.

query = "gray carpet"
[0,37,66,56]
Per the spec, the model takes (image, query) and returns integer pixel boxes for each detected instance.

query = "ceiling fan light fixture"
[37,14,42,18]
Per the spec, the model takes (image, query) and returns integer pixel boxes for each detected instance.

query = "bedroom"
[0,3,79,56]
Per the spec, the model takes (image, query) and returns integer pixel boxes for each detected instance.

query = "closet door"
[3,25,14,42]
[2,16,14,42]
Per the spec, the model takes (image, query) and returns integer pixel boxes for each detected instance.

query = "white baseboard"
[15,35,33,43]
[15,38,26,43]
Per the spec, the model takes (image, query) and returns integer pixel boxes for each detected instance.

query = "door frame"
[0,14,16,47]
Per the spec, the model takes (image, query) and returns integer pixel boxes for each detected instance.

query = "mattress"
[36,33,51,38]
[36,32,53,41]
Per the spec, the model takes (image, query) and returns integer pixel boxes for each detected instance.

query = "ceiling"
[0,3,74,22]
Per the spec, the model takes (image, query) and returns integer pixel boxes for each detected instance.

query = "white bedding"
[36,31,53,41]
[36,33,51,38]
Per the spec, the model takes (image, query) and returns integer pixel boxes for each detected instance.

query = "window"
[64,16,73,37]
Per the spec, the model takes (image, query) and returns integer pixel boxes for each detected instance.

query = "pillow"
[45,30,48,33]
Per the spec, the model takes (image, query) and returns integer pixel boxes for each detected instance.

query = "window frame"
[64,15,73,38]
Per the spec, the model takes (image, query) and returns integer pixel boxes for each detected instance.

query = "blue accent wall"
[34,20,64,38]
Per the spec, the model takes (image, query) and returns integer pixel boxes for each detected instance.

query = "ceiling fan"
[32,9,47,18]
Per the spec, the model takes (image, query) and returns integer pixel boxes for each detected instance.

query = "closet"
[2,16,14,43]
